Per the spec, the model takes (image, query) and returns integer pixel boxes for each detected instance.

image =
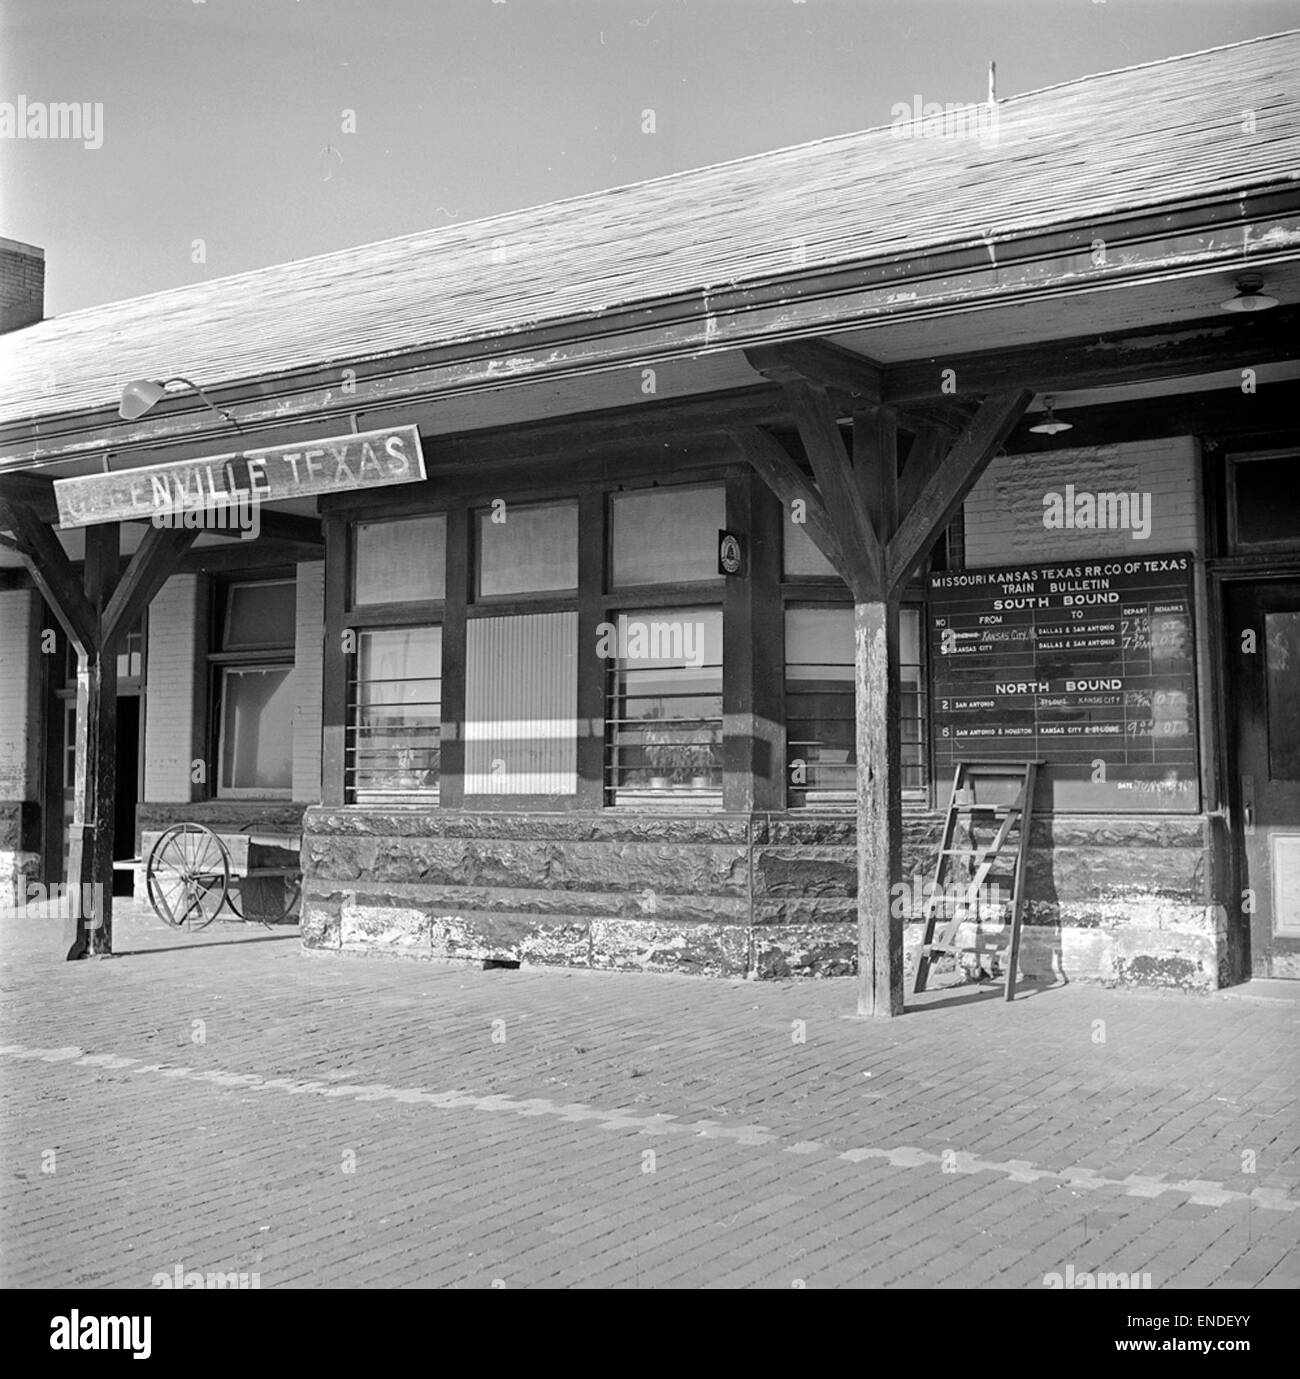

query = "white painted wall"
[143,575,203,801]
[0,588,36,797]
[292,562,324,803]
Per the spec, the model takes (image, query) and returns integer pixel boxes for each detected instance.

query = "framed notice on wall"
[928,554,1200,813]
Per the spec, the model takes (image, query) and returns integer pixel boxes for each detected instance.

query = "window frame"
[1226,449,1300,554]
[215,662,296,800]
[603,601,725,809]
[778,577,930,808]
[209,575,298,801]
[346,622,444,805]
[472,497,579,602]
[323,466,763,812]
[607,480,729,590]
[351,512,448,608]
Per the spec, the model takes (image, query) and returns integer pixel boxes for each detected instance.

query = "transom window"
[353,514,446,605]
[476,500,578,597]
[609,485,726,587]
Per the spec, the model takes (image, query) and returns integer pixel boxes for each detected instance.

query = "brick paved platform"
[1,902,1296,1288]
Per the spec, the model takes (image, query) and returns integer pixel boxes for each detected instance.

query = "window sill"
[612,789,722,810]
[352,791,441,806]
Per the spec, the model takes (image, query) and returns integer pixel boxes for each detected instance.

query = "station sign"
[54,425,426,528]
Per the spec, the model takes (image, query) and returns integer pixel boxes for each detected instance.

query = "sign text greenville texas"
[54,425,426,528]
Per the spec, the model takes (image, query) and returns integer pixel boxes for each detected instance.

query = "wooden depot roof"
[2,28,1298,431]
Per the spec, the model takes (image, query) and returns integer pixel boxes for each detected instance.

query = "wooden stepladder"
[912,760,1038,1002]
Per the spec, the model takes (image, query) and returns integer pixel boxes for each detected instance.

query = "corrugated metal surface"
[464,611,578,795]
[2,31,1298,426]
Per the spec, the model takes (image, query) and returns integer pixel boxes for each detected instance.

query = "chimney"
[0,238,45,333]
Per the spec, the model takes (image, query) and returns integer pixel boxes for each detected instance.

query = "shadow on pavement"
[905,972,1068,1012]
[106,932,301,958]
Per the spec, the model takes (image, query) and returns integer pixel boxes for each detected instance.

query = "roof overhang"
[3,187,1297,475]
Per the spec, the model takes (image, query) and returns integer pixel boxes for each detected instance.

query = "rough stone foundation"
[300,808,1228,991]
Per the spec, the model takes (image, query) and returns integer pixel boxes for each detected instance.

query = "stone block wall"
[301,807,1227,990]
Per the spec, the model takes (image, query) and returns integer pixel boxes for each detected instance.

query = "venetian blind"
[464,611,579,795]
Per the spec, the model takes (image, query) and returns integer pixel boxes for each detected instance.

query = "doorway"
[113,697,140,895]
[57,693,141,895]
[1227,580,1300,978]
[46,614,148,891]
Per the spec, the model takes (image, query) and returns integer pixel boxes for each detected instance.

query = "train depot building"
[1,34,1298,1012]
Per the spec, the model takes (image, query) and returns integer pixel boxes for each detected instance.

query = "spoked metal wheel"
[146,824,230,929]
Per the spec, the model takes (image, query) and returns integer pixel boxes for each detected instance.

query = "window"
[464,612,577,793]
[348,627,442,802]
[1266,611,1300,779]
[64,617,146,683]
[1229,454,1300,550]
[899,610,925,792]
[610,485,726,587]
[605,607,723,803]
[354,514,446,605]
[224,580,296,648]
[116,622,145,681]
[783,519,839,578]
[784,605,926,805]
[219,667,295,795]
[476,501,577,597]
[785,606,854,803]
[212,579,297,798]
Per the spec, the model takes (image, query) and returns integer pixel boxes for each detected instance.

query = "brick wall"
[964,437,1200,566]
[143,575,205,801]
[292,563,324,803]
[0,238,44,333]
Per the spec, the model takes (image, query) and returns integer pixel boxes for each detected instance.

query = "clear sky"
[2,0,1296,316]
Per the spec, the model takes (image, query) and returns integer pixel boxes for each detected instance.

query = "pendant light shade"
[1029,396,1073,435]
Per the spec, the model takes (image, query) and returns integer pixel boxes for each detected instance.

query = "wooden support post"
[66,525,120,959]
[2,500,206,957]
[739,360,1031,1018]
[853,406,903,1017]
[855,598,903,1017]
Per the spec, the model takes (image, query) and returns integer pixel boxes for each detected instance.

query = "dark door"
[114,697,141,895]
[1228,581,1300,977]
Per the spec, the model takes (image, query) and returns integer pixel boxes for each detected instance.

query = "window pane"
[1266,611,1300,779]
[225,581,296,649]
[465,612,577,793]
[899,607,925,792]
[350,627,442,800]
[220,666,294,793]
[606,607,722,799]
[783,520,841,579]
[115,620,145,680]
[477,502,577,597]
[1233,458,1300,548]
[784,605,927,803]
[610,486,725,587]
[785,607,855,802]
[354,515,446,605]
